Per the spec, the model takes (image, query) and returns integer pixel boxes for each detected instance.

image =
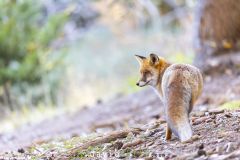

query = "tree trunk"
[3,83,13,111]
[193,0,240,75]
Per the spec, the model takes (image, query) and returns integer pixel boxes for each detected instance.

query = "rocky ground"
[0,74,240,159]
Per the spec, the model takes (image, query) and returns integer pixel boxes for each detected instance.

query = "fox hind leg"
[165,123,172,140]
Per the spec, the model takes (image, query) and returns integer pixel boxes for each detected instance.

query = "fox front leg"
[165,123,172,140]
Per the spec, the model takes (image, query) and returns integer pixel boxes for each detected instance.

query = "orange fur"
[135,53,203,142]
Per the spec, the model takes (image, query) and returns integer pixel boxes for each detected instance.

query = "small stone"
[199,143,204,150]
[197,149,206,157]
[192,117,209,125]
[149,129,161,137]
[117,154,126,159]
[17,148,25,153]
[112,141,123,150]
[71,133,79,138]
[216,146,224,153]
[151,114,160,119]
[127,132,134,139]
[130,150,141,158]
[217,138,224,143]
[206,149,214,155]
[182,135,200,143]
[224,113,232,118]
[225,142,234,153]
[209,109,224,115]
[206,118,212,123]
[205,112,210,116]
[193,111,205,117]
[144,129,151,137]
[210,114,216,119]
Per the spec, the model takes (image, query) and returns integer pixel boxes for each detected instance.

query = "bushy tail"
[163,71,194,142]
[167,108,192,142]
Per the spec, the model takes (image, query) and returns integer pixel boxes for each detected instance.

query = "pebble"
[199,143,204,150]
[127,132,134,139]
[205,112,210,116]
[217,138,224,143]
[144,128,161,137]
[192,117,210,125]
[197,149,206,157]
[224,113,232,118]
[113,141,123,150]
[17,148,25,153]
[206,149,214,155]
[225,142,234,153]
[182,135,200,143]
[193,111,205,117]
[210,114,216,119]
[216,146,224,153]
[206,118,213,123]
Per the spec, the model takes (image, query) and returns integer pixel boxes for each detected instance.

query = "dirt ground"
[0,74,240,159]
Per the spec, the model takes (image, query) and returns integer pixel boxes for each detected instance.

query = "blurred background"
[0,0,197,131]
[1,0,240,155]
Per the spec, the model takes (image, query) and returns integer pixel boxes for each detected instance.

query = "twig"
[122,139,143,149]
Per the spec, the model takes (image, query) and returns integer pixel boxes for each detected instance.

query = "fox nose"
[136,82,139,86]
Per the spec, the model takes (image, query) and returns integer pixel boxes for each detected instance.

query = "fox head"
[135,53,167,87]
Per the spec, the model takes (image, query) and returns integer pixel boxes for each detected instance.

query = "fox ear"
[135,55,146,65]
[149,53,159,65]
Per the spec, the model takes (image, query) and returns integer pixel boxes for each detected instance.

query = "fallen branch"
[56,128,142,159]
[71,129,139,152]
[56,120,165,159]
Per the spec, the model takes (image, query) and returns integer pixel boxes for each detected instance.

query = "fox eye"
[143,71,151,76]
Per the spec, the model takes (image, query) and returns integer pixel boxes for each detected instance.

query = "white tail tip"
[179,122,193,142]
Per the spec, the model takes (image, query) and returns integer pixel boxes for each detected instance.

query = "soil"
[0,74,240,159]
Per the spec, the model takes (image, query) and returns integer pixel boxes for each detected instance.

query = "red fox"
[135,53,203,142]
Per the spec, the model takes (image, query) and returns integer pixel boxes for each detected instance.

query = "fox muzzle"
[136,81,148,87]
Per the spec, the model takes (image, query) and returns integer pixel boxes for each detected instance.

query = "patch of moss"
[220,100,240,110]
[71,145,105,159]
[73,151,88,159]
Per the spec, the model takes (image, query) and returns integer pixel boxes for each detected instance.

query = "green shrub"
[0,0,68,109]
